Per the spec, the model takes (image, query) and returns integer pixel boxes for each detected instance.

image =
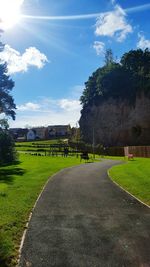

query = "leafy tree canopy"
[0,119,17,165]
[0,42,16,119]
[121,48,150,76]
[104,48,114,66]
[80,49,150,107]
[0,41,17,165]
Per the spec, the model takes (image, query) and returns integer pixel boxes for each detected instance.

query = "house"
[9,128,28,141]
[32,127,47,140]
[27,129,36,141]
[10,125,71,141]
[47,125,71,138]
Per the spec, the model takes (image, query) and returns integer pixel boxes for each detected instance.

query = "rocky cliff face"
[79,94,150,146]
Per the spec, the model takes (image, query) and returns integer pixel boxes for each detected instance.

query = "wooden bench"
[80,153,89,162]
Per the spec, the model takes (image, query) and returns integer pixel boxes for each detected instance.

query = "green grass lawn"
[15,146,51,152]
[0,154,82,267]
[15,139,62,146]
[15,139,70,153]
[1,153,149,266]
[101,155,125,161]
[109,157,150,206]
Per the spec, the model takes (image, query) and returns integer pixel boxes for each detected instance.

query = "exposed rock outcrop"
[79,94,150,146]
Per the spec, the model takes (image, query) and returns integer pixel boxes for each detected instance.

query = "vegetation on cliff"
[80,49,150,107]
[79,48,150,146]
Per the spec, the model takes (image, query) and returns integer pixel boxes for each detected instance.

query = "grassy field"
[0,153,82,267]
[109,157,150,206]
[15,139,61,146]
[1,151,149,266]
[15,139,65,151]
[15,139,73,154]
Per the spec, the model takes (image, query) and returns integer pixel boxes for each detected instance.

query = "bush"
[0,130,17,165]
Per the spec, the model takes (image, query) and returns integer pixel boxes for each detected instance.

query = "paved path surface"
[19,160,150,267]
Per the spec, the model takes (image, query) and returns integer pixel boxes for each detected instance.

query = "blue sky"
[0,0,150,128]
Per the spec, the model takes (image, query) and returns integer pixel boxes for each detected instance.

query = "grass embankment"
[0,154,81,267]
[15,140,63,152]
[109,157,150,206]
[15,139,59,146]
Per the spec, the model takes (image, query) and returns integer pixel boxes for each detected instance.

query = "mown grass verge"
[15,139,65,152]
[109,157,150,206]
[0,154,82,267]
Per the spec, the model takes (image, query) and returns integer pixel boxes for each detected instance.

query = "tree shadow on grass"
[0,167,26,184]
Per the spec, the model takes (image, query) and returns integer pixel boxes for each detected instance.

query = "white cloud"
[95,5,132,42]
[13,83,83,127]
[17,98,81,113]
[59,99,81,111]
[9,97,81,128]
[0,45,48,74]
[93,41,105,56]
[17,102,41,111]
[9,110,80,128]
[19,3,150,22]
[137,34,150,50]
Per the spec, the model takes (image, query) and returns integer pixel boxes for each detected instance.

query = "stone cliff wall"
[79,94,150,146]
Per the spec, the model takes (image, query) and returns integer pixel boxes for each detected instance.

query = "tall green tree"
[0,42,16,119]
[80,48,150,145]
[121,48,150,76]
[80,48,150,108]
[0,119,17,165]
[104,48,114,66]
[0,42,17,165]
[121,48,150,95]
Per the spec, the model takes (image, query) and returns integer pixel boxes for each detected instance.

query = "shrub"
[0,130,17,165]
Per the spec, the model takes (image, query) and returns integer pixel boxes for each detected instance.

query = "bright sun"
[0,0,23,30]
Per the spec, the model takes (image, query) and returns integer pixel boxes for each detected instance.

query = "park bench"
[80,152,89,162]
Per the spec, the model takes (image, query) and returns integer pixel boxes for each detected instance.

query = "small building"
[9,128,28,141]
[47,125,71,138]
[27,129,36,141]
[32,127,47,140]
[10,125,71,141]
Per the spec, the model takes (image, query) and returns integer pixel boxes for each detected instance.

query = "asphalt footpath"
[19,160,150,267]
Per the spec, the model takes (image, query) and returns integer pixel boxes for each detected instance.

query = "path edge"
[107,169,150,209]
[17,164,82,266]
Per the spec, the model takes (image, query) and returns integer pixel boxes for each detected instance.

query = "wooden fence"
[106,146,150,157]
[127,146,150,158]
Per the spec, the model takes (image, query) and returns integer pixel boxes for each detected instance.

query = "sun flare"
[0,0,23,30]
